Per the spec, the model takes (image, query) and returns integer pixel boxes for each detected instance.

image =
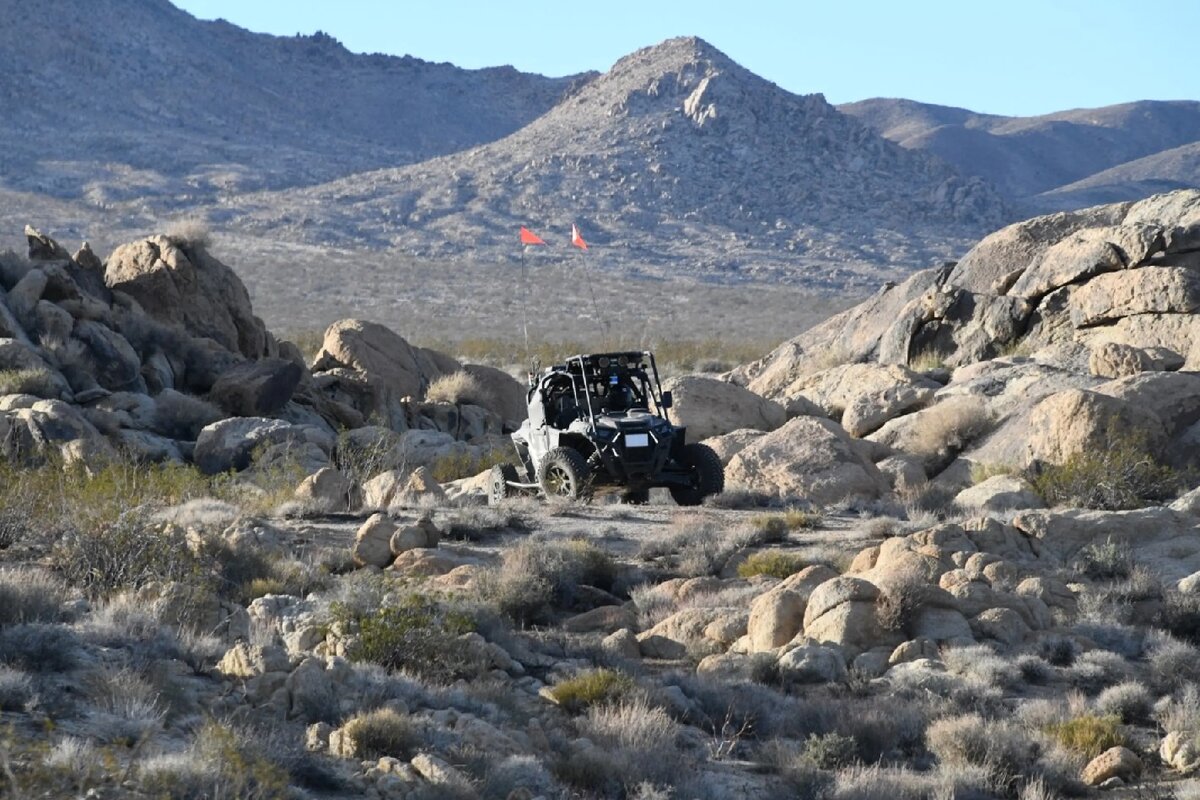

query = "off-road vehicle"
[489,351,724,506]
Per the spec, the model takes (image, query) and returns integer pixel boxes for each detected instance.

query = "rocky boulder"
[209,358,304,417]
[954,475,1044,513]
[780,363,939,437]
[312,319,458,406]
[1024,389,1165,467]
[726,416,889,504]
[701,428,766,465]
[194,417,326,475]
[104,236,270,358]
[661,374,785,441]
[461,364,527,423]
[802,576,892,657]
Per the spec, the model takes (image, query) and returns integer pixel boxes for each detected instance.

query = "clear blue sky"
[175,0,1199,117]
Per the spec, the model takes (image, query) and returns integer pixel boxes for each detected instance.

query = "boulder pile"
[0,227,525,478]
[710,189,1200,503]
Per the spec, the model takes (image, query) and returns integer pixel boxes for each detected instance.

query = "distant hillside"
[223,37,1009,289]
[0,0,583,209]
[840,98,1200,209]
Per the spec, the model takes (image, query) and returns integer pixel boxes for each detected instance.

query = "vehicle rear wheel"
[488,463,519,506]
[669,443,725,507]
[538,447,592,501]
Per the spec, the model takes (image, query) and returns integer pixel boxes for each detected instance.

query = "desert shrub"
[333,593,481,682]
[737,551,808,579]
[480,755,561,800]
[0,624,79,672]
[926,713,1038,779]
[579,698,681,785]
[0,367,60,397]
[906,397,993,461]
[0,567,69,625]
[751,509,823,537]
[942,645,1022,690]
[1032,424,1181,510]
[424,370,496,408]
[969,462,1016,484]
[51,508,203,598]
[44,737,101,786]
[479,537,615,624]
[164,217,211,249]
[1036,635,1078,667]
[1095,681,1154,723]
[802,732,859,770]
[1042,713,1122,758]
[138,721,288,800]
[151,390,224,440]
[1071,621,1146,658]
[339,707,418,758]
[429,446,515,483]
[1066,649,1132,693]
[874,566,930,635]
[441,506,532,540]
[0,666,33,711]
[828,763,992,800]
[1072,536,1134,580]
[703,489,779,510]
[1157,590,1200,645]
[84,667,165,743]
[548,668,635,713]
[1149,637,1200,691]
[1015,654,1055,685]
[1160,685,1200,734]
[640,514,771,578]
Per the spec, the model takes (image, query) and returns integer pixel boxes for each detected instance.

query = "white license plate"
[625,433,650,448]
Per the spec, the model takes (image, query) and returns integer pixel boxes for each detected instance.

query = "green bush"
[737,551,808,579]
[333,593,481,682]
[547,669,635,713]
[1042,713,1123,758]
[1032,425,1181,510]
[750,509,823,539]
[802,732,859,769]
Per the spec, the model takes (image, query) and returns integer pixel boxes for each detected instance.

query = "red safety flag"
[519,226,546,245]
[571,223,588,250]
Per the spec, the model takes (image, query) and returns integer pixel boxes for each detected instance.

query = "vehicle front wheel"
[538,447,592,501]
[488,463,519,506]
[669,443,725,507]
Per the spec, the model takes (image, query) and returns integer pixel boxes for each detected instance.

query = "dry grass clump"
[737,550,809,579]
[1160,685,1200,734]
[639,513,771,577]
[941,645,1022,690]
[479,537,615,624]
[0,567,69,625]
[138,721,288,800]
[574,698,683,789]
[429,446,516,483]
[0,367,61,397]
[1065,649,1133,693]
[424,370,496,408]
[1148,636,1200,691]
[1072,536,1134,580]
[164,217,212,249]
[83,667,165,743]
[548,668,636,713]
[926,713,1038,782]
[0,624,80,672]
[827,762,990,800]
[339,707,418,759]
[750,508,823,537]
[873,565,931,636]
[906,397,993,461]
[0,666,33,711]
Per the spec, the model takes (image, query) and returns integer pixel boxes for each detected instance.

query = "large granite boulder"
[725,416,889,504]
[661,374,785,441]
[104,236,270,358]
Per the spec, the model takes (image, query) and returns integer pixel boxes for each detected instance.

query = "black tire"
[622,488,651,505]
[538,447,592,501]
[669,443,725,507]
[488,463,519,506]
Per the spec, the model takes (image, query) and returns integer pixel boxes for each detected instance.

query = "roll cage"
[533,351,672,428]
